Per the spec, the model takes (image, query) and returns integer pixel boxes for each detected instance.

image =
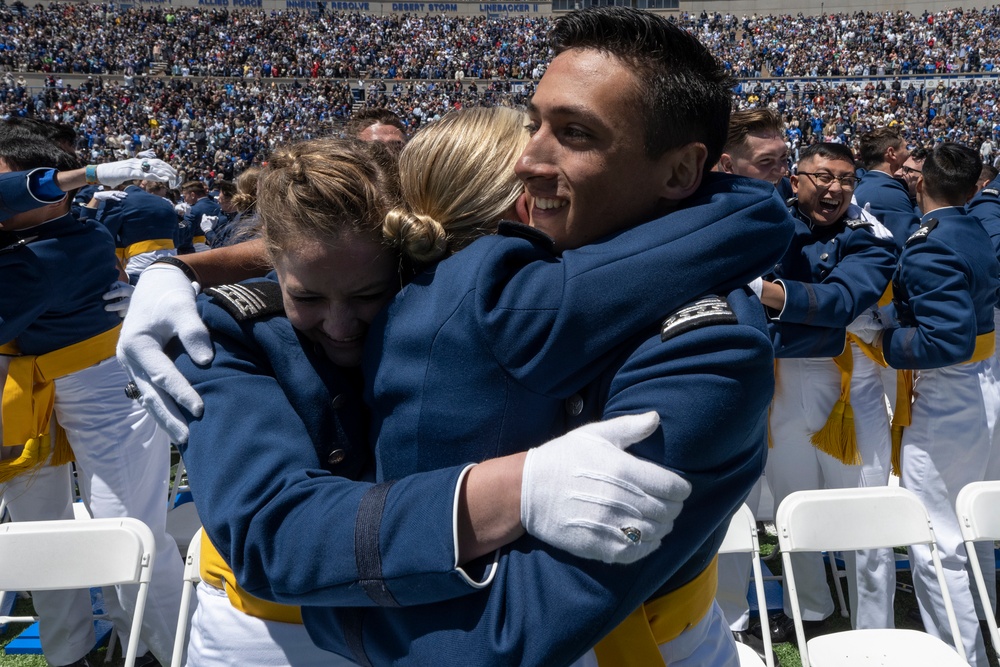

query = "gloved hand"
[93,189,128,202]
[96,158,179,189]
[200,215,218,233]
[135,149,157,160]
[847,307,885,345]
[521,412,692,564]
[849,202,894,241]
[117,263,213,443]
[748,277,764,299]
[103,281,135,318]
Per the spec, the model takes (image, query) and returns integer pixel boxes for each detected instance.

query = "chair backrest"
[0,518,155,667]
[0,517,154,590]
[718,504,774,667]
[170,527,204,667]
[956,480,1000,661]
[777,486,934,553]
[776,487,965,666]
[956,480,1000,543]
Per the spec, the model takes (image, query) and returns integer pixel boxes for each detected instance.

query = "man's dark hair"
[345,108,406,139]
[979,163,998,184]
[858,127,904,170]
[217,179,237,196]
[797,142,856,168]
[922,143,982,203]
[910,147,930,163]
[0,118,77,152]
[0,135,80,172]
[550,6,733,170]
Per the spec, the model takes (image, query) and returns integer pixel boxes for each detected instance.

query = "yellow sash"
[593,557,718,666]
[890,331,995,475]
[193,235,207,246]
[124,238,174,261]
[809,343,862,465]
[199,531,303,624]
[0,324,121,482]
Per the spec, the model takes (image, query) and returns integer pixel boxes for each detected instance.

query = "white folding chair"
[170,527,203,667]
[718,504,774,667]
[0,518,156,667]
[776,487,968,667]
[957,480,1000,661]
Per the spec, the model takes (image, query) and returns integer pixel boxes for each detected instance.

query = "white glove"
[103,281,134,318]
[849,202,895,241]
[521,412,692,564]
[135,149,157,159]
[847,307,885,345]
[175,202,190,216]
[96,158,179,189]
[93,189,128,202]
[748,277,764,299]
[117,263,213,443]
[200,215,217,233]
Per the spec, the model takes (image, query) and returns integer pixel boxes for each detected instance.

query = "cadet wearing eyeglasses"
[758,142,899,639]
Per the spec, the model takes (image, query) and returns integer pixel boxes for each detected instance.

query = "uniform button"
[327,449,346,465]
[566,394,584,416]
[820,253,829,260]
[331,394,346,409]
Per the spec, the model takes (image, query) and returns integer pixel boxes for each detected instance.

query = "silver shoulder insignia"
[660,296,738,342]
[0,235,38,256]
[905,218,939,247]
[982,188,999,198]
[205,280,284,321]
[844,218,873,230]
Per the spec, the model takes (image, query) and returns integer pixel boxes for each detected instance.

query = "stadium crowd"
[2,3,1000,80]
[3,5,1000,667]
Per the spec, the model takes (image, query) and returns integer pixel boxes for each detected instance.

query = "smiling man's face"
[791,154,855,227]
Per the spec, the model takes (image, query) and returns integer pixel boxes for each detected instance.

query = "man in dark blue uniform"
[84,182,178,283]
[866,143,1000,666]
[854,127,918,250]
[177,180,219,254]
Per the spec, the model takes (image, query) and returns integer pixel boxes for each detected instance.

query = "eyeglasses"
[797,171,858,189]
[901,166,922,176]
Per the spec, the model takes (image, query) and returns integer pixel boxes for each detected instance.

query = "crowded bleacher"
[3,4,1000,667]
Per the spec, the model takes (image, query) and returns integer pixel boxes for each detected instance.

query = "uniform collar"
[921,206,964,224]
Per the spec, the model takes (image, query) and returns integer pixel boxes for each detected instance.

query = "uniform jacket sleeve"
[776,226,896,328]
[0,170,64,221]
[308,288,776,667]
[474,175,791,396]
[173,302,497,609]
[968,175,1000,261]
[883,236,978,369]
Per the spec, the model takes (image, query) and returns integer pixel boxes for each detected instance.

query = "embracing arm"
[311,287,776,666]
[175,303,684,609]
[477,177,791,395]
[172,238,271,287]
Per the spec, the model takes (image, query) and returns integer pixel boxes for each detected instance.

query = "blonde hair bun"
[384,208,449,265]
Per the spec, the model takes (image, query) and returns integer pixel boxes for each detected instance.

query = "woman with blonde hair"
[159,116,677,666]
[384,106,529,264]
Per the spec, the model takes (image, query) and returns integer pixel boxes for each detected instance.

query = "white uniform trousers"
[766,352,896,627]
[1,464,97,666]
[839,346,896,630]
[184,582,357,666]
[901,359,1000,667]
[716,478,763,632]
[51,357,183,665]
[570,600,738,667]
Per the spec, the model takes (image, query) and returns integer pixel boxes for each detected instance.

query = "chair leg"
[827,551,849,618]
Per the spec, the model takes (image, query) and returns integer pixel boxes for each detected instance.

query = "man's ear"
[790,173,800,195]
[715,153,735,175]
[658,142,708,201]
